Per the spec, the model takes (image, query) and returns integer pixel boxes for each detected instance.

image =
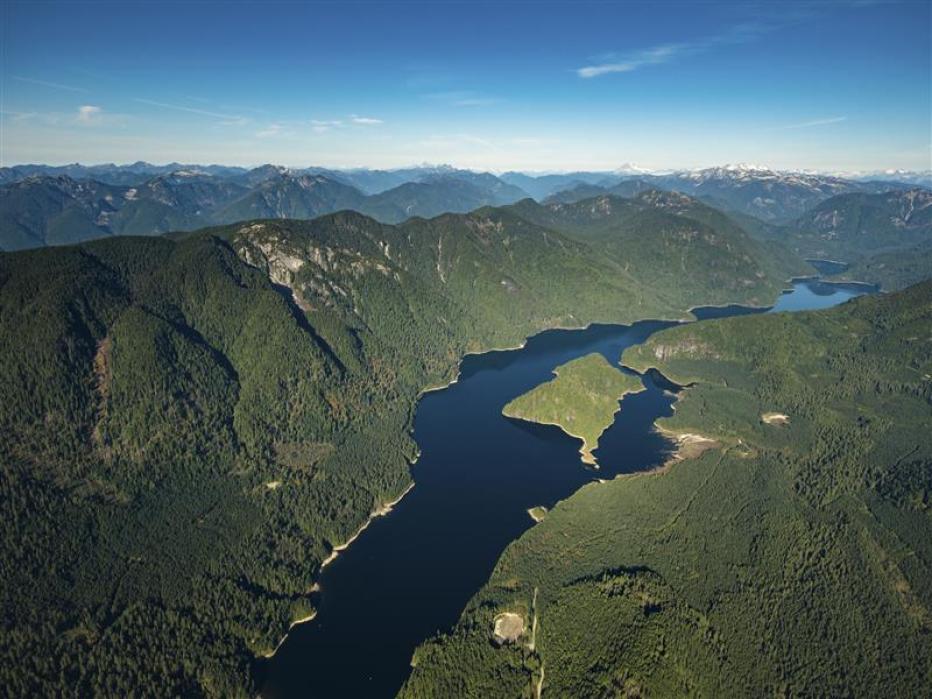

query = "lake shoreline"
[321,481,417,571]
[260,611,320,660]
[258,480,417,664]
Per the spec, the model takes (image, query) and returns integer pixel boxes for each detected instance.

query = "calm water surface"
[260,279,871,698]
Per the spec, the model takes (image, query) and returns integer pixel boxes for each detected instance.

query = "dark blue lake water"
[259,279,871,698]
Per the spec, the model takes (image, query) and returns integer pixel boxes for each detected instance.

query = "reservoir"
[259,279,870,698]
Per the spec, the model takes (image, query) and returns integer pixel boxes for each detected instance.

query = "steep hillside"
[110,172,250,235]
[403,281,932,698]
[0,176,130,249]
[426,170,529,203]
[327,165,515,196]
[499,171,614,200]
[506,191,809,310]
[785,188,932,260]
[833,239,932,291]
[542,182,608,204]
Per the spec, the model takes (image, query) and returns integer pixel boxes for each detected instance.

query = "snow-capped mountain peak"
[613,162,653,175]
[682,163,777,181]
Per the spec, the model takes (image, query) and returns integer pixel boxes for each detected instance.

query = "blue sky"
[1,0,930,172]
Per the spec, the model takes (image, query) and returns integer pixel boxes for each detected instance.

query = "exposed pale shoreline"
[258,331,566,664]
[593,426,720,486]
[259,481,415,662]
[257,277,873,688]
[321,480,416,570]
[260,610,319,659]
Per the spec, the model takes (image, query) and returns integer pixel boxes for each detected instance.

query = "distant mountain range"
[1,161,929,251]
[0,161,250,187]
[536,164,926,222]
[0,167,531,250]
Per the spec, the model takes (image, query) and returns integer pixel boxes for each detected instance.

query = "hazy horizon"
[2,159,930,178]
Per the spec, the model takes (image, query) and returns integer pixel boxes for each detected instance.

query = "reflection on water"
[805,258,849,276]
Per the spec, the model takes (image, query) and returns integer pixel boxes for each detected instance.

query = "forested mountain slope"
[0,202,798,695]
[402,281,932,698]
[835,239,932,291]
[740,188,932,291]
[358,175,527,223]
[0,176,130,250]
[787,188,931,258]
[506,191,808,310]
[541,179,653,205]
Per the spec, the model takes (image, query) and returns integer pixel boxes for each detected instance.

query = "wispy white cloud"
[2,106,127,128]
[77,105,103,124]
[577,22,772,78]
[577,45,684,78]
[134,98,245,122]
[310,119,344,133]
[13,75,88,93]
[778,116,848,130]
[350,114,383,125]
